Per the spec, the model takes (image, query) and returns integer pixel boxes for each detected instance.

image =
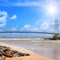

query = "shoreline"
[0,38,59,60]
[0,39,60,49]
[0,43,54,60]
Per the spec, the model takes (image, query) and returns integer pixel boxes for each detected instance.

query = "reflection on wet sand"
[0,38,60,60]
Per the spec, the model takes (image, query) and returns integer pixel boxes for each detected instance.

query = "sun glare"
[46,5,57,16]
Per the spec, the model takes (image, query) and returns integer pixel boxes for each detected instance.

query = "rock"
[12,50,30,57]
[0,56,6,60]
[3,49,13,57]
[24,53,30,56]
[0,51,6,60]
[16,52,30,56]
[0,45,30,58]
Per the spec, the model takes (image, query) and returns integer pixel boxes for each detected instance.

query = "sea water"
[0,41,60,60]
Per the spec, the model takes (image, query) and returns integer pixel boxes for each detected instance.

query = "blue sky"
[0,0,60,37]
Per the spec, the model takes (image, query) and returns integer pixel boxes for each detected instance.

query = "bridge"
[0,19,59,35]
[0,19,59,40]
[0,31,60,35]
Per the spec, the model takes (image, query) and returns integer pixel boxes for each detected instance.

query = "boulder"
[0,45,30,59]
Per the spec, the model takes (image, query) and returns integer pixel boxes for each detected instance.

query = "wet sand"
[0,38,60,60]
[0,43,54,60]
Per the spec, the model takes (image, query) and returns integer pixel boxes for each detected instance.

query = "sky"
[0,0,60,37]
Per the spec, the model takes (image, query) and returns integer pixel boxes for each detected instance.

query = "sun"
[48,6,56,14]
[45,5,57,16]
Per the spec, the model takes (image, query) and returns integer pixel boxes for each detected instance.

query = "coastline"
[0,37,60,60]
[0,42,54,60]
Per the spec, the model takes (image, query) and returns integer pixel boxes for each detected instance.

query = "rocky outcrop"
[0,45,30,60]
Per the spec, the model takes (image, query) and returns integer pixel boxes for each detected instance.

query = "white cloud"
[41,21,50,30]
[0,0,45,7]
[0,10,8,27]
[15,2,42,6]
[2,0,59,7]
[21,19,55,32]
[40,20,54,31]
[0,23,6,27]
[10,27,17,31]
[21,24,31,31]
[10,15,17,19]
[32,28,40,31]
[21,24,41,31]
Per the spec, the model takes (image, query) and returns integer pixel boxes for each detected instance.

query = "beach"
[0,37,59,60]
[0,42,54,60]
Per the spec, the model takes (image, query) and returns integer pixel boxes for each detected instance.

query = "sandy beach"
[0,42,54,60]
[0,38,60,60]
